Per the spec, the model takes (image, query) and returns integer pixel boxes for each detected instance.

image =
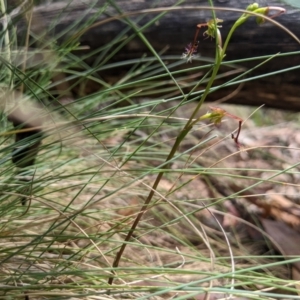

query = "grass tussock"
[0,1,300,299]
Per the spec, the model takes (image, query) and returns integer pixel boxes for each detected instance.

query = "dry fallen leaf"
[260,218,300,275]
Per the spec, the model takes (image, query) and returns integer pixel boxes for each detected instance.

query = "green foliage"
[0,0,299,299]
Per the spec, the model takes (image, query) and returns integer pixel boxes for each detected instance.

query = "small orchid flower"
[236,3,285,27]
[195,106,243,148]
[203,18,223,40]
[182,18,223,63]
[181,41,199,63]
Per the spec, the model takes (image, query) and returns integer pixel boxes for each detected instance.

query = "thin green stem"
[109,0,224,286]
[0,0,13,110]
[109,1,287,286]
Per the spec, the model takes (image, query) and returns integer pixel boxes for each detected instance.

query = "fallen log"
[13,0,300,110]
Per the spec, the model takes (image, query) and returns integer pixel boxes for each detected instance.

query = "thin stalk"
[20,0,34,95]
[0,0,13,110]
[108,2,287,285]
[0,0,11,71]
[109,1,223,286]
